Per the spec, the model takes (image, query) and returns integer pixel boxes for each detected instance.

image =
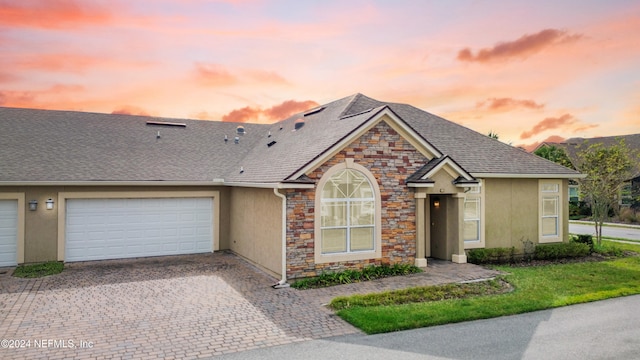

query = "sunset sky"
[1,0,639,150]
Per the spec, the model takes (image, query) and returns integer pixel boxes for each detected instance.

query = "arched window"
[320,168,375,253]
[313,160,382,266]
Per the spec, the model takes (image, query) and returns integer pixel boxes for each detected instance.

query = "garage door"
[65,197,213,262]
[0,200,18,267]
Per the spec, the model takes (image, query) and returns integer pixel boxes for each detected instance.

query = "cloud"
[519,135,567,152]
[111,105,152,117]
[520,113,576,139]
[222,99,319,123]
[194,63,237,87]
[0,90,36,107]
[191,111,217,121]
[0,0,114,29]
[264,100,319,120]
[457,29,582,63]
[16,53,104,73]
[476,97,544,111]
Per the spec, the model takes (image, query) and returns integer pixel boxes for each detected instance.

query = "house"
[534,134,640,207]
[0,94,581,283]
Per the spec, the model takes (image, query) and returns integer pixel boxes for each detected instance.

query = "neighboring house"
[535,134,640,207]
[0,94,581,283]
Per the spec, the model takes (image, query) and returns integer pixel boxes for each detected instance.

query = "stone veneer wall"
[285,121,428,279]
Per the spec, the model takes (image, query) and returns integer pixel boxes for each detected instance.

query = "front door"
[430,196,448,260]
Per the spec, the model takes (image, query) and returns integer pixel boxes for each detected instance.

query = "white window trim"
[539,180,563,243]
[314,159,382,264]
[464,179,485,249]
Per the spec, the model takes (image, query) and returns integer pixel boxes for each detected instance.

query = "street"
[214,295,640,360]
[569,222,640,241]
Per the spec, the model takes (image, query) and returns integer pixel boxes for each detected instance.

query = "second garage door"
[0,200,18,267]
[65,197,213,262]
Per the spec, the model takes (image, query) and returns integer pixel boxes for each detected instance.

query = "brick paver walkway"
[0,252,501,359]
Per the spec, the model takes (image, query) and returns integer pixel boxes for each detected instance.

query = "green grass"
[333,243,640,334]
[13,261,64,278]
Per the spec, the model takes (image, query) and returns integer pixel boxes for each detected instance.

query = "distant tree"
[534,144,575,169]
[487,131,499,140]
[575,139,636,245]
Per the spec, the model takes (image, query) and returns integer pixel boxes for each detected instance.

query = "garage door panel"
[0,200,18,267]
[65,197,213,262]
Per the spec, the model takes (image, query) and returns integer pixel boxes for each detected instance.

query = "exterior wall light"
[29,200,38,211]
[433,199,440,208]
[46,198,55,210]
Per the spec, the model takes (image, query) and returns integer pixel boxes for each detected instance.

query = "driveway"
[0,253,500,359]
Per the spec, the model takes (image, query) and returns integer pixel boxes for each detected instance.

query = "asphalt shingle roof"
[0,94,580,184]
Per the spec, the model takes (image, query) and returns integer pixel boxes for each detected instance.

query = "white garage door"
[0,200,18,267]
[65,198,213,262]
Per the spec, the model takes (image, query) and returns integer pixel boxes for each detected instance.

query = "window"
[568,185,579,203]
[320,169,374,253]
[463,181,484,248]
[315,161,381,264]
[540,180,562,243]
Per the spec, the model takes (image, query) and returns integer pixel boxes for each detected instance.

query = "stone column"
[414,192,427,267]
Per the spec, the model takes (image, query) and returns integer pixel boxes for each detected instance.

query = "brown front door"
[430,196,448,260]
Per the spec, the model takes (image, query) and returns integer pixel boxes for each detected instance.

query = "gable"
[291,109,442,180]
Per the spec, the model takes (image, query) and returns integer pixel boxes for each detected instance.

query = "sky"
[1,0,639,150]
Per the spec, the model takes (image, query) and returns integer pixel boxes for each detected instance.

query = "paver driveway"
[0,252,500,359]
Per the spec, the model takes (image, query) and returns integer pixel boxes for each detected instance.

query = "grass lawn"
[13,261,64,278]
[332,243,640,334]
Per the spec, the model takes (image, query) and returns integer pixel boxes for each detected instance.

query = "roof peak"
[339,93,387,118]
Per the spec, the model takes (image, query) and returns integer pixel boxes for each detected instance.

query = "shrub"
[619,207,640,224]
[572,234,594,252]
[534,242,590,260]
[291,263,422,289]
[467,247,515,265]
[593,242,624,257]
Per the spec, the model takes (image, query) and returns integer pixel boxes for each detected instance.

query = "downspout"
[272,188,290,288]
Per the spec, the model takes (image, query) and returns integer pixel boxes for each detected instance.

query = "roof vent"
[236,125,245,135]
[146,121,187,127]
[294,119,305,131]
[267,140,277,147]
[240,166,244,174]
[224,135,228,143]
[303,107,325,117]
[268,131,271,138]
[339,108,373,120]
[234,136,240,144]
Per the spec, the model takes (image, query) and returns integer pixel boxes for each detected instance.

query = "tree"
[575,139,635,245]
[534,144,574,169]
[487,131,499,140]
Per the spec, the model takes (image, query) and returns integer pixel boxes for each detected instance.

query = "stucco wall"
[484,178,569,251]
[0,185,230,264]
[285,120,426,279]
[229,187,282,276]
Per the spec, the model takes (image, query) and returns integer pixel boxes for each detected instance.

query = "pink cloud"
[15,53,104,73]
[520,114,576,139]
[111,105,152,117]
[457,29,582,63]
[222,99,319,123]
[0,0,114,29]
[194,63,237,87]
[476,97,544,111]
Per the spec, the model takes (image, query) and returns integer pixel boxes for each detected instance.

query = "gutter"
[272,188,290,288]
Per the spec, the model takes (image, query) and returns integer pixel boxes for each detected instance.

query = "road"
[214,295,640,360]
[569,222,640,241]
